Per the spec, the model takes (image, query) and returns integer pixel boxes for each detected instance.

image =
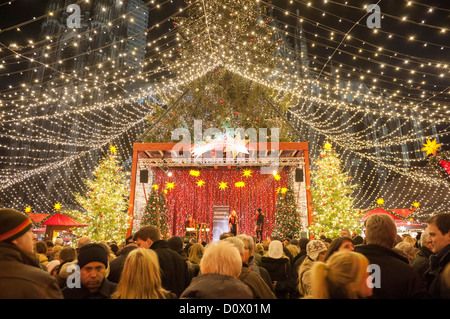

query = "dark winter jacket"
[108,245,138,283]
[150,240,190,297]
[180,273,253,299]
[411,245,433,279]
[239,263,276,299]
[0,242,63,299]
[62,277,117,299]
[259,256,295,299]
[424,244,450,299]
[354,244,427,299]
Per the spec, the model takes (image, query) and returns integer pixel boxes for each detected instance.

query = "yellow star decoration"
[281,187,288,194]
[166,182,175,191]
[413,201,420,208]
[196,180,205,187]
[235,181,245,188]
[24,206,32,213]
[376,198,384,206]
[190,170,200,177]
[324,142,332,150]
[242,169,253,178]
[54,203,62,210]
[152,184,159,190]
[274,174,281,181]
[219,181,228,190]
[109,145,117,154]
[276,187,281,194]
[421,139,441,156]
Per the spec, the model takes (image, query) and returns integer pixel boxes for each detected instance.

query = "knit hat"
[306,240,327,261]
[0,208,33,242]
[268,240,283,259]
[77,243,108,269]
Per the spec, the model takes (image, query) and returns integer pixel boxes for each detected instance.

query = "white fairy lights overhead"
[0,0,448,216]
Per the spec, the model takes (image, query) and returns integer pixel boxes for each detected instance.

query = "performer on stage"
[229,210,238,236]
[185,215,195,236]
[255,208,264,243]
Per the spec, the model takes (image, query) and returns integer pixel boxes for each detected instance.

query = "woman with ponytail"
[310,251,373,299]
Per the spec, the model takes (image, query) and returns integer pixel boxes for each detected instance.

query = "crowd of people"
[0,207,449,299]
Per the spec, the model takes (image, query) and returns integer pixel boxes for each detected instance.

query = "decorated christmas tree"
[309,143,361,239]
[140,187,169,238]
[70,146,130,243]
[272,186,301,239]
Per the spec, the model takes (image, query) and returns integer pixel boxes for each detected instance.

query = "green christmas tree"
[309,143,362,239]
[70,146,130,243]
[272,186,301,239]
[140,187,169,238]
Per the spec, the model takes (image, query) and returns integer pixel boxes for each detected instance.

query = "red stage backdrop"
[152,167,291,241]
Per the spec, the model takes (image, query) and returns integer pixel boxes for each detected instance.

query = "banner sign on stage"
[212,206,230,242]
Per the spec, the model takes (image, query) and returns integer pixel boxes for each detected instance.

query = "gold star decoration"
[152,184,159,190]
[54,203,62,210]
[281,187,288,194]
[276,187,281,194]
[274,174,281,181]
[376,198,384,206]
[166,182,175,191]
[421,139,441,156]
[219,181,228,190]
[24,206,32,213]
[324,142,332,150]
[413,201,420,208]
[109,145,117,154]
[190,170,200,177]
[242,169,253,178]
[235,181,245,188]
[196,180,205,187]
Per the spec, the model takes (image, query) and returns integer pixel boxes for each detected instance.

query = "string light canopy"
[0,0,448,219]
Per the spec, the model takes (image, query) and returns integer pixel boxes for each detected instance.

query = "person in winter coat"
[62,243,117,299]
[0,208,63,299]
[224,237,276,299]
[133,225,190,297]
[180,240,253,299]
[354,213,427,299]
[35,241,49,268]
[412,228,433,279]
[298,240,327,297]
[424,213,450,299]
[259,240,294,299]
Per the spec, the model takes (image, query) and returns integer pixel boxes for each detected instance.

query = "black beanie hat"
[77,243,109,269]
[0,208,33,242]
[167,236,183,251]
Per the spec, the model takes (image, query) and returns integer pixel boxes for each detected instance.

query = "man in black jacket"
[134,225,190,297]
[108,243,138,283]
[354,213,427,299]
[424,213,450,298]
[411,228,433,279]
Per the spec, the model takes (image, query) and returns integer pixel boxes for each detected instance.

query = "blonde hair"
[311,251,370,299]
[200,241,242,279]
[188,243,205,264]
[111,248,169,299]
[365,213,397,249]
[287,244,300,259]
[395,242,416,263]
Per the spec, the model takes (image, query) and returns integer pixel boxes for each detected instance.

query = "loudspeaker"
[295,168,304,182]
[140,169,149,183]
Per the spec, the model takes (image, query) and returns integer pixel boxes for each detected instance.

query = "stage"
[126,142,313,241]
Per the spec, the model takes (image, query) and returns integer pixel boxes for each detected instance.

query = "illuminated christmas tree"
[70,146,130,243]
[140,188,169,238]
[309,143,362,239]
[272,186,301,239]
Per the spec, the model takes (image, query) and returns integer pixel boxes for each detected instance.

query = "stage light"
[167,171,173,177]
[272,170,278,176]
